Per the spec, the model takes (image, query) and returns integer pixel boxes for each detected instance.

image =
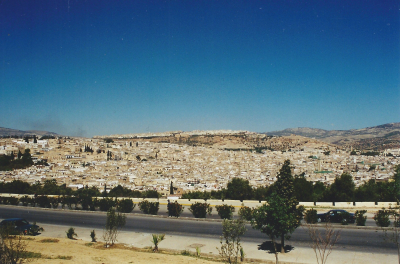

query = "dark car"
[0,218,41,235]
[317,210,355,224]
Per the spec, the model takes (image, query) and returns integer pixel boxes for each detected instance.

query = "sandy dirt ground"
[23,236,223,264]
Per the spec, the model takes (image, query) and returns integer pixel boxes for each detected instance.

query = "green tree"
[226,178,253,201]
[293,173,313,202]
[324,173,355,202]
[251,160,304,259]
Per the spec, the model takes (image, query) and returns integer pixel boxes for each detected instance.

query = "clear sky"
[1,0,399,137]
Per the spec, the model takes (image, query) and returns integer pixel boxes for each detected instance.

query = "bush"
[36,195,50,208]
[374,208,391,227]
[151,234,165,252]
[8,197,19,206]
[167,201,184,217]
[90,230,96,242]
[304,209,318,224]
[138,200,159,215]
[355,210,367,226]
[339,211,351,225]
[238,204,253,221]
[189,202,212,218]
[215,204,235,220]
[80,195,93,211]
[66,227,77,239]
[19,196,29,206]
[117,199,135,213]
[98,198,116,212]
[48,197,59,209]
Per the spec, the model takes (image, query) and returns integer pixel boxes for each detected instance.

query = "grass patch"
[181,250,193,256]
[56,255,73,260]
[21,251,42,259]
[85,242,94,247]
[39,238,59,243]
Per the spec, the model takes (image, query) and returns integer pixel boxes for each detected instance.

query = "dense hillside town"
[0,131,398,197]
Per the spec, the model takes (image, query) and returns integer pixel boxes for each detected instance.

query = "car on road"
[317,209,355,224]
[0,218,41,235]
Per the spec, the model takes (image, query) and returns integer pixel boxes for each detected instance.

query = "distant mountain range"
[0,127,59,137]
[265,122,400,150]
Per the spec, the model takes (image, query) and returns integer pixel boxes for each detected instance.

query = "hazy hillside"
[0,127,59,137]
[265,122,400,150]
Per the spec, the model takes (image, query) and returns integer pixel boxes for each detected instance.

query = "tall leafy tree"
[226,178,253,201]
[324,173,355,202]
[251,160,304,256]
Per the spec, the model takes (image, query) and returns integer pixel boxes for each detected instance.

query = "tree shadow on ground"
[258,241,294,254]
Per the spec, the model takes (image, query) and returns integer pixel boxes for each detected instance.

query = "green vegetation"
[151,234,165,252]
[66,227,77,239]
[374,208,391,227]
[0,149,33,171]
[103,208,126,247]
[251,160,304,261]
[138,200,160,215]
[355,210,367,226]
[215,204,235,220]
[218,219,246,264]
[167,201,184,217]
[116,198,135,213]
[189,202,212,218]
[90,230,97,242]
[304,208,318,224]
[238,204,253,221]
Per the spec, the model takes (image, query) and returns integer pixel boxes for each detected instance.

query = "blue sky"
[1,0,399,137]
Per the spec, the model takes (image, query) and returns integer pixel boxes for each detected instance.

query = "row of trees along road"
[183,164,400,202]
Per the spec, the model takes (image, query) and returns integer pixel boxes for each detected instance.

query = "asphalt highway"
[0,205,397,255]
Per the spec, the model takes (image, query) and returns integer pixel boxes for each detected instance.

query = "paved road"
[0,205,397,255]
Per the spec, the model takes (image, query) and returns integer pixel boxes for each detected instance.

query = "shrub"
[19,196,29,206]
[48,197,59,209]
[90,230,96,242]
[8,197,19,206]
[138,200,159,215]
[29,221,44,235]
[36,195,50,208]
[355,210,367,226]
[374,208,391,227]
[238,204,253,221]
[117,199,135,213]
[151,234,165,252]
[2,197,9,205]
[339,211,351,225]
[98,198,116,212]
[66,227,77,239]
[80,195,93,211]
[167,201,184,217]
[216,204,235,220]
[189,202,212,218]
[304,209,318,224]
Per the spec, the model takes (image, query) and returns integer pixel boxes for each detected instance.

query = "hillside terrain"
[2,122,399,151]
[0,127,58,137]
[265,122,400,151]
